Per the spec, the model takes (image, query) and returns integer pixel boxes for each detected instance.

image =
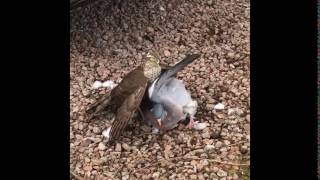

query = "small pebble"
[201,131,211,139]
[190,174,197,179]
[206,104,215,110]
[115,143,122,152]
[98,142,106,151]
[217,169,227,177]
[147,27,154,33]
[164,50,171,57]
[215,141,223,148]
[92,127,100,134]
[240,145,249,154]
[122,143,131,151]
[152,172,160,178]
[233,173,239,179]
[198,174,205,180]
[83,165,92,171]
[191,160,197,166]
[85,157,91,163]
[204,145,215,152]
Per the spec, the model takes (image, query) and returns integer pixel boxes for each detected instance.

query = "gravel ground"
[70,0,250,179]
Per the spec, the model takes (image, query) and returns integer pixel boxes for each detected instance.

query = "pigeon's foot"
[187,117,195,129]
[156,118,162,127]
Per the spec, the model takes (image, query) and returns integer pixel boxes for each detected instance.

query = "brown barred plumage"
[86,54,161,142]
[109,84,147,140]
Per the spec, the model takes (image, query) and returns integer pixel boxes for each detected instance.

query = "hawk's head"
[144,53,161,81]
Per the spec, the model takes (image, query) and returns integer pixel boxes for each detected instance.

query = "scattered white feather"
[214,103,225,110]
[159,6,165,11]
[102,80,117,89]
[152,127,160,134]
[92,81,102,89]
[193,122,209,130]
[102,127,111,139]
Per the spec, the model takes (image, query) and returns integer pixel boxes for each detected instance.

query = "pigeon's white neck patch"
[148,78,159,98]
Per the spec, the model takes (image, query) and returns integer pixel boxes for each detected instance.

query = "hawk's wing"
[86,66,147,120]
[109,83,148,141]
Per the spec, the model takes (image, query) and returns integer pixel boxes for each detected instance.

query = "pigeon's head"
[144,53,161,81]
[151,103,168,128]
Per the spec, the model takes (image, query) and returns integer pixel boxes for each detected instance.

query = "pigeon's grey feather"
[155,54,200,88]
[151,103,164,118]
[142,54,200,132]
[148,77,197,131]
[148,54,200,99]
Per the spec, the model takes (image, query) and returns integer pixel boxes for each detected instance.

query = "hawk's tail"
[86,91,112,120]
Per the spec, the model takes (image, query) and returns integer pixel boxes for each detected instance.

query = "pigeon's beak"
[157,118,162,127]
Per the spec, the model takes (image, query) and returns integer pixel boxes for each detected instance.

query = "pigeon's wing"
[151,77,190,105]
[140,62,185,111]
[160,97,183,119]
[109,83,148,141]
[165,78,192,105]
[158,96,184,130]
[156,54,200,87]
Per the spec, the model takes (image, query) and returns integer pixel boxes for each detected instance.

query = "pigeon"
[141,54,200,132]
[145,78,198,132]
[86,53,162,141]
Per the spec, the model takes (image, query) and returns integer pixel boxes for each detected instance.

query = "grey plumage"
[144,54,200,131]
[152,103,165,119]
[147,78,197,131]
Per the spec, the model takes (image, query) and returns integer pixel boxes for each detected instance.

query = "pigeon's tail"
[157,54,200,84]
